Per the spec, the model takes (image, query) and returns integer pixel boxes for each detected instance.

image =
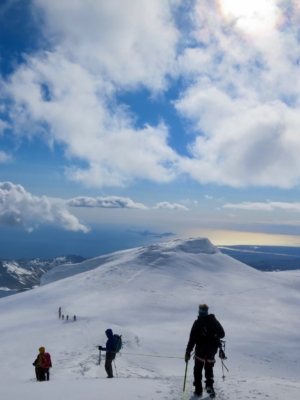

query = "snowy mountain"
[0,255,86,293]
[0,238,299,400]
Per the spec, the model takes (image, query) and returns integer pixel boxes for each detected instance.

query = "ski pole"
[221,359,229,379]
[221,358,225,380]
[183,360,188,399]
[223,359,229,372]
[99,349,102,366]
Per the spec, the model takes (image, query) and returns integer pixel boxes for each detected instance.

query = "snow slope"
[0,238,300,400]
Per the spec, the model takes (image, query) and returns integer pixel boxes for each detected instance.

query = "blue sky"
[1,0,300,254]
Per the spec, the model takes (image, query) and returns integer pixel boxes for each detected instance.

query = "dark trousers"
[194,356,215,390]
[35,367,50,381]
[35,367,40,381]
[105,352,115,378]
[36,367,45,381]
[44,368,50,381]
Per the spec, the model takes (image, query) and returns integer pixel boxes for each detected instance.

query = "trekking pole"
[113,359,118,378]
[219,341,228,380]
[221,358,225,380]
[183,361,188,400]
[99,349,101,366]
[221,359,229,380]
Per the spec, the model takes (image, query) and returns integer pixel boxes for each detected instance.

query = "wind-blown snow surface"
[0,238,300,400]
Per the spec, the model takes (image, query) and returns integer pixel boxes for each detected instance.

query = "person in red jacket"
[33,347,52,381]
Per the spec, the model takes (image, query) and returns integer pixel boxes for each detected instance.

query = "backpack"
[42,353,52,368]
[113,334,122,353]
[201,321,221,347]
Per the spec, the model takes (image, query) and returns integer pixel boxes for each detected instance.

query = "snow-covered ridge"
[148,237,218,254]
[41,238,219,286]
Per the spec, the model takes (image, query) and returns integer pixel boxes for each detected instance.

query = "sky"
[1,0,300,255]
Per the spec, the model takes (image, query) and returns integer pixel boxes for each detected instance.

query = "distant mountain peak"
[41,238,222,286]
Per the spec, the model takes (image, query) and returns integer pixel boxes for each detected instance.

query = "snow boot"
[193,389,203,397]
[206,385,215,398]
[194,382,203,397]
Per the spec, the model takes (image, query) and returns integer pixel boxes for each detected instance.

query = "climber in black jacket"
[185,304,225,397]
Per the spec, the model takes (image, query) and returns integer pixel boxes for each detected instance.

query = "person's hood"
[39,347,45,354]
[105,329,113,338]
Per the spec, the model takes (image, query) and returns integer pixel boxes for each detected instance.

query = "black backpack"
[201,321,221,347]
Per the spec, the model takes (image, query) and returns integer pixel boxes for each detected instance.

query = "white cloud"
[219,0,280,36]
[67,196,148,209]
[4,0,300,189]
[205,195,213,199]
[0,182,89,232]
[153,202,189,210]
[33,0,179,91]
[4,52,180,187]
[68,197,191,211]
[0,151,12,163]
[223,201,300,212]
[175,0,300,188]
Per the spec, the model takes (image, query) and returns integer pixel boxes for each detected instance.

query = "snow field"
[0,238,300,399]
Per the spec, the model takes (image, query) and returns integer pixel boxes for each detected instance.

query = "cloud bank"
[68,197,188,211]
[153,202,189,211]
[67,196,148,209]
[224,201,300,212]
[0,182,188,231]
[0,182,89,232]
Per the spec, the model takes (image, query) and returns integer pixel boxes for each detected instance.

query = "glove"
[219,349,227,360]
[185,352,191,362]
[98,346,103,350]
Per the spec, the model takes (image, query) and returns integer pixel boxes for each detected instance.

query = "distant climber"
[73,315,76,321]
[62,315,64,320]
[32,347,52,381]
[185,304,225,397]
[98,329,116,378]
[58,307,61,319]
[66,315,69,321]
